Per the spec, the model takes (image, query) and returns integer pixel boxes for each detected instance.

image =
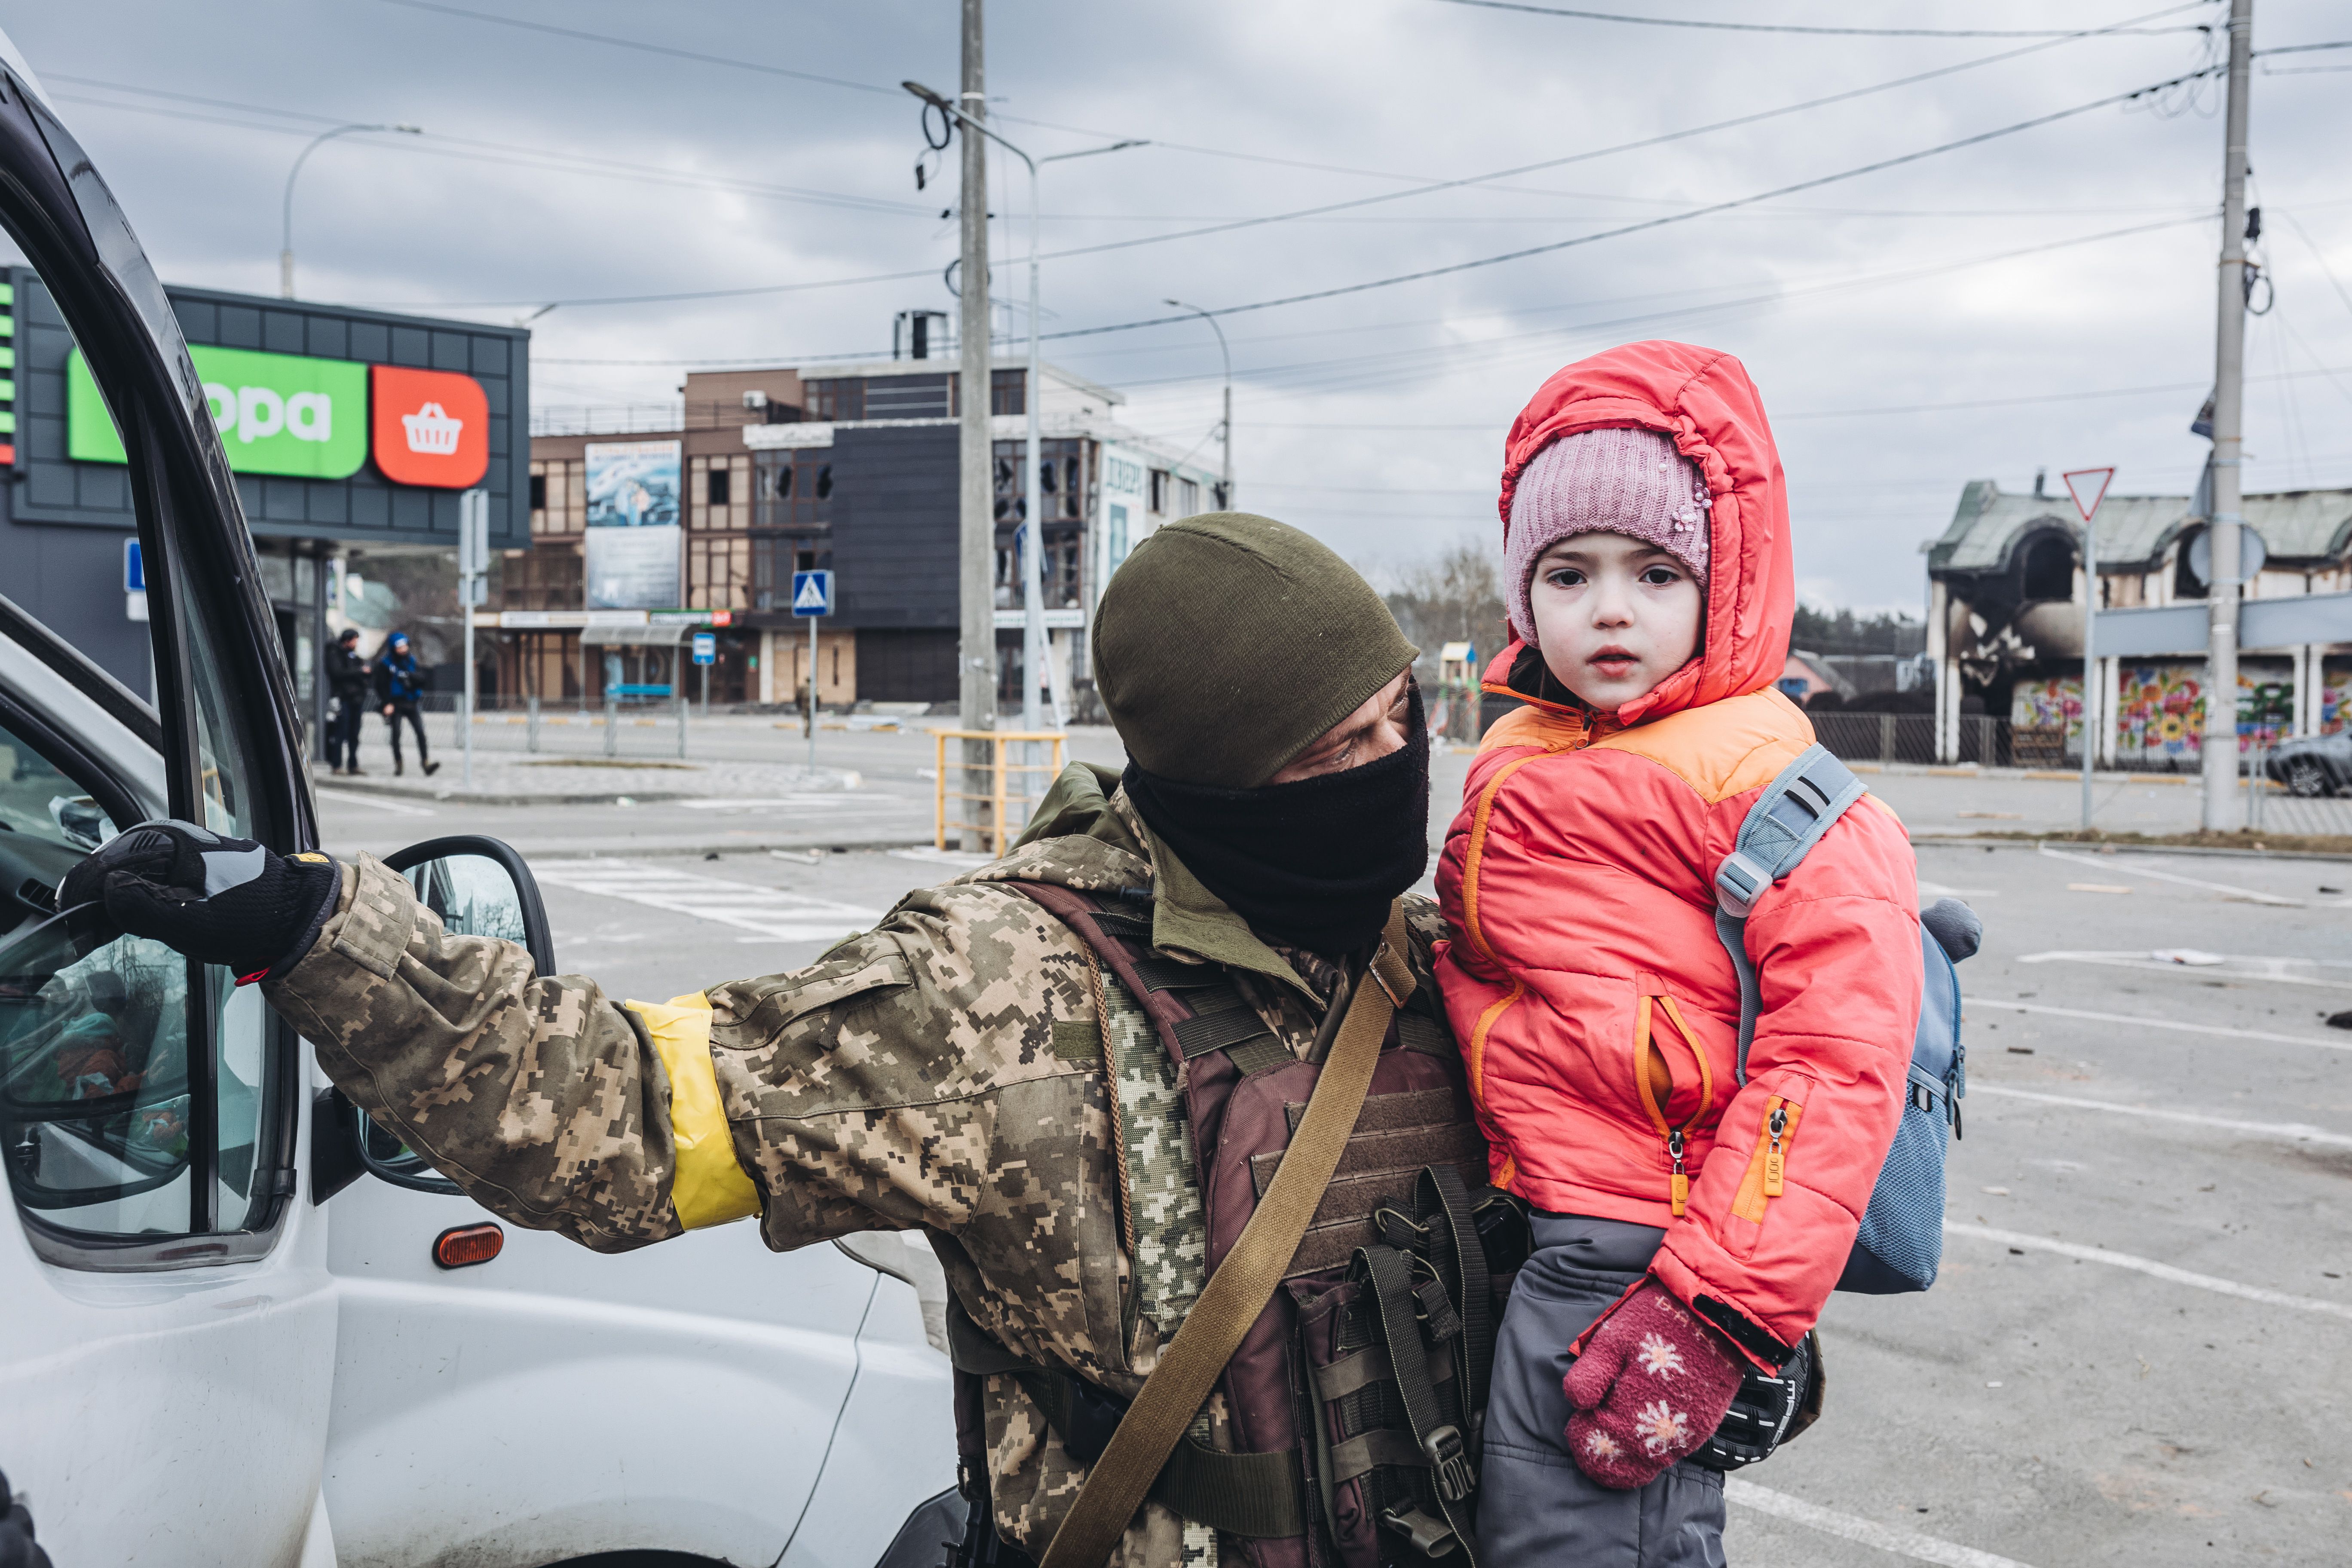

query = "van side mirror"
[312,836,554,1200]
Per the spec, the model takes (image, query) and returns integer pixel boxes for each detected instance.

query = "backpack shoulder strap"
[1712,744,1870,1084]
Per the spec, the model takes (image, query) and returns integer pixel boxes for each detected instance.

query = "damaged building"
[1924,474,2352,766]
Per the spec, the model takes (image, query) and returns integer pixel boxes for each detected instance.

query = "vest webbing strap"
[1036,900,1412,1568]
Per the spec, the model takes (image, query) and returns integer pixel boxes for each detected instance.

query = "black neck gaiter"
[1123,688,1430,956]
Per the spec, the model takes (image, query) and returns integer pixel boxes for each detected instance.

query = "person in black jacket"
[373,631,438,777]
[324,628,371,775]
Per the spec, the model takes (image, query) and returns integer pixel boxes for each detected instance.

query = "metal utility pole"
[1167,299,1233,509]
[2201,0,2255,832]
[954,0,996,852]
[280,122,420,299]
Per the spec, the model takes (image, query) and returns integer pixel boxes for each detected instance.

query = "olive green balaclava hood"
[1092,512,1418,788]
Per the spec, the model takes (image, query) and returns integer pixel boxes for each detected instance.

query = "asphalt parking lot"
[317,746,2352,1567]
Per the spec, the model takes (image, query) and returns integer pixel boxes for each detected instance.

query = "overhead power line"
[365,0,898,96]
[1430,0,2214,37]
[1037,62,2227,345]
[311,3,2223,312]
[930,1,2213,272]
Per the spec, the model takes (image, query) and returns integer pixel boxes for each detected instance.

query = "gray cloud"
[9,0,2347,611]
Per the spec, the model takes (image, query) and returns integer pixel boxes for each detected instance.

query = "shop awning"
[580,622,693,646]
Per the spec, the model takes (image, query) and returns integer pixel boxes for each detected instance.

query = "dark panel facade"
[827,424,959,631]
[855,629,958,703]
[7,270,529,550]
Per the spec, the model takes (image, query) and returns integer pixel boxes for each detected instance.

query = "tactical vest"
[947,885,1530,1568]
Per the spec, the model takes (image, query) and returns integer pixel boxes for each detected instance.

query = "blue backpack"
[1711,745,1973,1295]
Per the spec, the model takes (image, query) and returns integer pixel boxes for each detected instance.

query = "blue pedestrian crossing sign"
[691,631,716,665]
[791,569,834,617]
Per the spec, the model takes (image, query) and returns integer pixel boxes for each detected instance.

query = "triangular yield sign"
[2061,467,2114,524]
[793,575,828,609]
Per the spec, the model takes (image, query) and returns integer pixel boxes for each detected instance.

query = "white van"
[0,36,955,1567]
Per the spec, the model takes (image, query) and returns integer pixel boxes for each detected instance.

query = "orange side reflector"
[433,1222,504,1269]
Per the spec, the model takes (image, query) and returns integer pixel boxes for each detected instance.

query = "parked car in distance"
[2263,731,2352,796]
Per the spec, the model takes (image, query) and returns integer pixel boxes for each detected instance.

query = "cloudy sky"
[9,0,2348,612]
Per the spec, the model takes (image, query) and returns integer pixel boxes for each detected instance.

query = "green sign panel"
[69,343,369,479]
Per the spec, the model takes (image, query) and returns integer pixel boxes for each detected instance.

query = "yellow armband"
[625,993,762,1230]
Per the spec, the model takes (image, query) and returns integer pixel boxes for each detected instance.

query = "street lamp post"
[1165,299,1233,510]
[904,81,1142,732]
[281,122,421,300]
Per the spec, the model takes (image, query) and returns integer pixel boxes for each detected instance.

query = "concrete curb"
[529,837,935,861]
[315,768,860,809]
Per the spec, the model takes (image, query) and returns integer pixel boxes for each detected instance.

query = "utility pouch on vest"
[1294,1165,1502,1567]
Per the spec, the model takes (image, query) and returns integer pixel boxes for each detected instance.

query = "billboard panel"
[585,439,682,609]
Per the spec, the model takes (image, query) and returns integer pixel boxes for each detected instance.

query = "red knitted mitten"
[1562,1280,1745,1490]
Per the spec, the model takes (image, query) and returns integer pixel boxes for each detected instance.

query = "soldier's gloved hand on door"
[58,820,338,982]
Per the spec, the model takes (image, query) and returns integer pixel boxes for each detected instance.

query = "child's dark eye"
[1638,567,1682,586]
[1544,568,1586,587]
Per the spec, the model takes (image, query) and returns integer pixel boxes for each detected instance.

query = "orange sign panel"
[371,365,490,488]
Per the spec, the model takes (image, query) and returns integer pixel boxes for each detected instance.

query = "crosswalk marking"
[533,858,883,942]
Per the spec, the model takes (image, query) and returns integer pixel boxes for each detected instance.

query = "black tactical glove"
[57,820,339,982]
[0,1469,52,1568]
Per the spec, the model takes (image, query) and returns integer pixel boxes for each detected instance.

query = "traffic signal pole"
[2200,0,2254,831]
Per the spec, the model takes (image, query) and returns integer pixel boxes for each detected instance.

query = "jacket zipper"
[1634,990,1714,1218]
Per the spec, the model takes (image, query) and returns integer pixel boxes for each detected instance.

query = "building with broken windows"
[490,351,1224,713]
[1924,475,2352,767]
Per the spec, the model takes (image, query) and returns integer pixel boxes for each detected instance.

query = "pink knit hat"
[1505,426,1711,646]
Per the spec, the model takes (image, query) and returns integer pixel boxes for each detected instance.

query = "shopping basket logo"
[401,400,464,455]
[372,365,490,487]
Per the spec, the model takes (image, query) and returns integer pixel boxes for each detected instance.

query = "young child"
[1435,341,1921,1564]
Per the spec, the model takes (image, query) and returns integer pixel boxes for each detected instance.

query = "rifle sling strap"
[1035,900,1414,1568]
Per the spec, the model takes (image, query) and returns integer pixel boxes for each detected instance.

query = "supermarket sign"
[67,346,489,488]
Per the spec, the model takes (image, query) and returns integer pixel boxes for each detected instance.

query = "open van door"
[0,43,340,1568]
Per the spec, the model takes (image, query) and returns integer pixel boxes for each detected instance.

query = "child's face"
[1528,532,1703,710]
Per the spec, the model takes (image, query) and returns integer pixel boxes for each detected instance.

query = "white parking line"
[1726,1482,2035,1568]
[2016,949,2352,992]
[1944,1222,2352,1320]
[532,858,882,942]
[1967,1083,2352,1148]
[2037,845,2300,906]
[1975,999,2352,1052]
[315,788,437,816]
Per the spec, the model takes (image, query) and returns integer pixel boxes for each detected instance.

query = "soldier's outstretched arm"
[63,824,1092,1256]
[266,854,695,1251]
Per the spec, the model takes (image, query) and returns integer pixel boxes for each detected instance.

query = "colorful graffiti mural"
[2013,661,2299,761]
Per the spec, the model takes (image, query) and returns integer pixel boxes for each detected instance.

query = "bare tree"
[1369,538,1511,671]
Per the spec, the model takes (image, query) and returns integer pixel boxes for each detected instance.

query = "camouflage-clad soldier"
[62,514,1458,1568]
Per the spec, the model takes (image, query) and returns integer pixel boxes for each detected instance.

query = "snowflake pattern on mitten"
[1562,1281,1745,1489]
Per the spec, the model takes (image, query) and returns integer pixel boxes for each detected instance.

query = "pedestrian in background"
[324,627,370,775]
[373,630,438,778]
[1438,341,1922,1565]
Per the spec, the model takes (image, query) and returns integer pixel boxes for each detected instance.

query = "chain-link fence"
[2244,741,2352,838]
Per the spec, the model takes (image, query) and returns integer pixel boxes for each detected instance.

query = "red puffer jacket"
[1434,341,1922,1367]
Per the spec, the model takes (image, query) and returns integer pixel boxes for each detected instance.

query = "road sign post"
[791,570,833,773]
[2063,468,2114,832]
[458,488,488,790]
[692,630,715,716]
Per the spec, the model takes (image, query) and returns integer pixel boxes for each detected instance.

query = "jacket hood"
[1494,340,1793,726]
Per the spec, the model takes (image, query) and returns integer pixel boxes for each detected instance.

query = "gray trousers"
[1479,1215,1727,1568]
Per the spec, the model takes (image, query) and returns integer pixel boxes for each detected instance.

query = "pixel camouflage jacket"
[266,763,1459,1568]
